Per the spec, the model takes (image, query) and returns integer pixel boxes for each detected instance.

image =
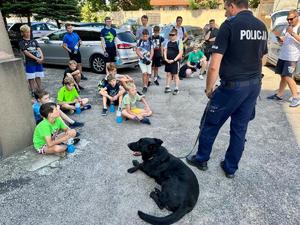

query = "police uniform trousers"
[195,78,261,174]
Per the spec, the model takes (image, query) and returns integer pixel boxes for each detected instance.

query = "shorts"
[165,61,180,74]
[275,59,297,77]
[105,47,117,63]
[152,56,162,67]
[36,144,47,154]
[107,98,119,106]
[131,108,143,115]
[25,62,44,80]
[139,61,152,74]
[68,51,82,63]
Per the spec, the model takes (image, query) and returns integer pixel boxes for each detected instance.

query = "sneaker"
[289,98,300,107]
[147,81,152,87]
[173,89,179,95]
[199,75,204,80]
[140,117,151,125]
[78,85,85,90]
[157,75,162,80]
[82,104,92,111]
[266,94,283,101]
[164,87,171,93]
[186,155,208,171]
[142,87,148,94]
[73,137,80,145]
[76,132,81,137]
[102,108,108,116]
[81,74,88,80]
[70,121,84,128]
[220,161,235,179]
[154,78,159,86]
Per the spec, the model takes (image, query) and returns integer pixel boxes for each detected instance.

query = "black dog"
[127,138,199,225]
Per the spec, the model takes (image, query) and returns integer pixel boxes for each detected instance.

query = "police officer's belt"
[222,78,261,88]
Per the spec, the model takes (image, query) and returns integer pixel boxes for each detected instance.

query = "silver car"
[37,27,139,73]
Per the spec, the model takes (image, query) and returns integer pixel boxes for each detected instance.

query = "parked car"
[266,9,300,81]
[68,22,117,29]
[37,27,138,73]
[160,25,204,60]
[8,22,58,48]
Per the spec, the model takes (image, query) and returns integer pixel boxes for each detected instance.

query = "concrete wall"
[0,11,35,159]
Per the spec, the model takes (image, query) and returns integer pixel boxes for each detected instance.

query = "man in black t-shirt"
[187,0,267,179]
[204,19,219,60]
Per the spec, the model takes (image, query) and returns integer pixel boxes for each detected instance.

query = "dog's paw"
[132,160,139,167]
[127,167,138,173]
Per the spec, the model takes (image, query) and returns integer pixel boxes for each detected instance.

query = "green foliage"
[111,0,152,11]
[249,0,260,8]
[197,0,220,9]
[189,0,200,10]
[81,1,108,22]
[2,0,38,19]
[34,0,81,28]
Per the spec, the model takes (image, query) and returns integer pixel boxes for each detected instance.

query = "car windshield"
[48,30,66,40]
[117,31,136,43]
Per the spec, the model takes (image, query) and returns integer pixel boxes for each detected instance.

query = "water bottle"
[75,102,81,114]
[116,108,123,123]
[74,44,79,54]
[67,138,75,153]
[115,56,122,65]
[109,103,115,113]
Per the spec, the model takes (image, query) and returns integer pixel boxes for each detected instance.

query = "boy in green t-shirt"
[179,43,207,80]
[57,76,91,113]
[121,83,152,125]
[33,102,77,154]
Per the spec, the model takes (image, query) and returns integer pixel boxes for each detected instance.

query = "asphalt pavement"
[0,65,299,225]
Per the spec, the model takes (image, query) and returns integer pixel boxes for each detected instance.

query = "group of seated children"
[98,63,152,125]
[32,60,92,156]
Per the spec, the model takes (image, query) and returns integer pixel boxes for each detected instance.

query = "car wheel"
[90,54,106,74]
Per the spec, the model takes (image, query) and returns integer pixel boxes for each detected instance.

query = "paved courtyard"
[0,65,299,225]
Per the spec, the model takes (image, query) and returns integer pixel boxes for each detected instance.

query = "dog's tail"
[137,205,189,225]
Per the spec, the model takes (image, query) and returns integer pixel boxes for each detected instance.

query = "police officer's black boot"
[220,161,235,179]
[186,155,208,171]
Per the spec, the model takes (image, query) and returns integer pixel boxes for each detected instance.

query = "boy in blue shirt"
[101,17,117,74]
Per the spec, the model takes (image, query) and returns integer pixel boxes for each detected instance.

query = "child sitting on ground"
[63,60,84,91]
[121,83,152,125]
[33,102,78,155]
[98,63,134,91]
[33,89,84,128]
[99,74,125,116]
[57,77,91,113]
[179,42,207,80]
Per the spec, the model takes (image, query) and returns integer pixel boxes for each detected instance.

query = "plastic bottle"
[67,138,75,153]
[116,108,123,123]
[74,44,79,54]
[109,103,115,113]
[115,56,122,65]
[75,102,81,114]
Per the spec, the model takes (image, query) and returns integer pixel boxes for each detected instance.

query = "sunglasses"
[287,16,296,21]
[169,33,176,36]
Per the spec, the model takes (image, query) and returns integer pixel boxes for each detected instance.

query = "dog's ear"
[154,138,163,146]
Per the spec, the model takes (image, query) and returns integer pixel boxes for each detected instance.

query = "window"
[32,23,48,31]
[76,30,100,41]
[48,31,66,40]
[47,23,58,31]
[273,25,287,36]
[117,32,136,43]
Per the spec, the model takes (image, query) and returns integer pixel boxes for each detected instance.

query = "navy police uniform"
[195,10,268,175]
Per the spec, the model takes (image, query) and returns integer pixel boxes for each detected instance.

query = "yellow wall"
[110,9,227,27]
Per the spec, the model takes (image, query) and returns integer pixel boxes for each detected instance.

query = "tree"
[2,0,38,25]
[34,0,81,28]
[110,0,152,11]
[189,0,200,10]
[249,0,260,8]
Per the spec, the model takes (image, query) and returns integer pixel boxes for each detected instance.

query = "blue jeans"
[195,78,261,174]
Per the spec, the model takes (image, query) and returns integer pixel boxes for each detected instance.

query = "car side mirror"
[41,36,50,43]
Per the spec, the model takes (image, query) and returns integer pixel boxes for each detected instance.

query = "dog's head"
[128,138,163,161]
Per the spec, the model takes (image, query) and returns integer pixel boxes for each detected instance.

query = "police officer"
[186,0,268,178]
